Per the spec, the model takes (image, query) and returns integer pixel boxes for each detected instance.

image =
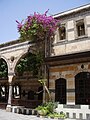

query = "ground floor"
[45,51,90,119]
[0,76,43,109]
[46,51,90,105]
[0,51,90,119]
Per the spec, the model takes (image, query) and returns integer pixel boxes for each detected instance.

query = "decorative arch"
[75,72,90,105]
[0,58,8,103]
[55,78,66,104]
[13,49,28,73]
[13,47,36,74]
[0,55,9,69]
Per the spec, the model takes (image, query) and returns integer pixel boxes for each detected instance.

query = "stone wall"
[51,8,90,56]
[49,62,90,104]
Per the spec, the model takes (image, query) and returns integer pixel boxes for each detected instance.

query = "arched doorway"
[75,72,90,105]
[55,78,66,104]
[0,58,8,109]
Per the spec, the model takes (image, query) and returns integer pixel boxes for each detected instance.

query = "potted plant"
[36,105,48,116]
[36,102,66,119]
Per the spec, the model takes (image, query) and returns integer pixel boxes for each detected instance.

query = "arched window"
[0,85,8,102]
[55,78,66,104]
[75,72,90,105]
[59,25,66,40]
[0,58,8,80]
[12,85,21,99]
[76,19,85,37]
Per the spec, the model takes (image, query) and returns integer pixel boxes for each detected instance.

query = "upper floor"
[51,4,90,56]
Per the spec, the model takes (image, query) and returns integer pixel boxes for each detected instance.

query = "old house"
[0,3,90,119]
[46,3,90,119]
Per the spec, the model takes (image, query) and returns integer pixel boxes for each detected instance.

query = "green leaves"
[0,59,8,78]
[36,101,66,119]
[16,53,43,76]
[16,11,58,41]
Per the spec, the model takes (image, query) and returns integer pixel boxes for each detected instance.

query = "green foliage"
[44,102,58,113]
[16,52,43,76]
[36,102,58,115]
[36,105,49,116]
[16,11,58,41]
[36,102,66,119]
[48,112,66,119]
[0,59,8,78]
[38,79,47,85]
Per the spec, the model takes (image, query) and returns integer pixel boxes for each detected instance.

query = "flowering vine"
[16,10,59,41]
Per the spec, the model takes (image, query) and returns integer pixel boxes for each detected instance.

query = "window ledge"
[76,35,88,40]
[57,39,67,43]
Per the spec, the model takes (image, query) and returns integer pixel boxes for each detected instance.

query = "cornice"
[53,4,90,19]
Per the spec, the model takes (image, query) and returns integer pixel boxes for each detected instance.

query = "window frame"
[0,85,8,102]
[75,72,90,105]
[12,85,21,99]
[75,18,86,39]
[58,24,66,40]
[55,78,66,104]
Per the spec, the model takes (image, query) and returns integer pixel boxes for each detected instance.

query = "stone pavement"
[0,109,51,120]
[0,109,87,120]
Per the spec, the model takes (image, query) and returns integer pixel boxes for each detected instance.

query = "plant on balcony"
[16,10,58,41]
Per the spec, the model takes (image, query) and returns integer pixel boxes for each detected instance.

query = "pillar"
[6,75,13,112]
[67,78,75,105]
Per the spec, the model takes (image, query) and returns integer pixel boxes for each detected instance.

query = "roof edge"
[53,3,90,18]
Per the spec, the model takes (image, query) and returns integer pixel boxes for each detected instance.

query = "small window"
[0,85,8,102]
[13,85,21,99]
[76,20,85,37]
[59,25,66,40]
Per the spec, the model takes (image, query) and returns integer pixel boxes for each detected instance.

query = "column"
[67,78,75,105]
[6,75,13,112]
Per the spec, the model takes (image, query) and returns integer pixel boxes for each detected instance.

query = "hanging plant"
[16,10,59,41]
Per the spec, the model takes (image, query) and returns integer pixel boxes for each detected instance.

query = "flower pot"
[38,109,47,116]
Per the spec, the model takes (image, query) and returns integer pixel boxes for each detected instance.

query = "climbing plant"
[16,10,58,41]
[16,52,43,76]
[16,11,59,76]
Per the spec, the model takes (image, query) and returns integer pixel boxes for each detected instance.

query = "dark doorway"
[75,72,90,105]
[55,78,66,104]
[38,86,43,100]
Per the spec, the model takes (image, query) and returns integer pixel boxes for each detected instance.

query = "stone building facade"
[45,4,90,119]
[47,3,90,105]
[0,3,90,119]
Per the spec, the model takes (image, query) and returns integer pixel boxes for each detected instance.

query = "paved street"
[0,109,87,120]
[0,109,51,120]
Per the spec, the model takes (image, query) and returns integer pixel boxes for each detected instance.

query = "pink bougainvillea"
[16,10,59,41]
